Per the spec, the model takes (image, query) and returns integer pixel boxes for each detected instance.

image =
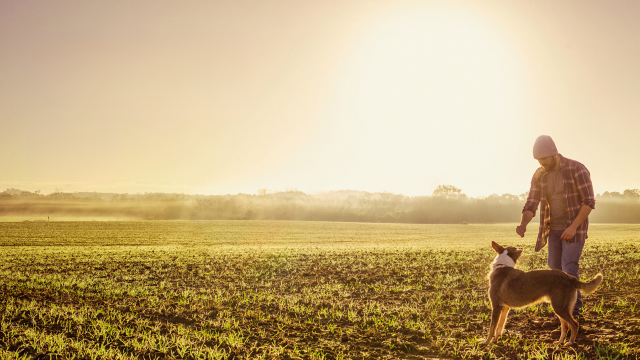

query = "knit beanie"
[532,135,558,159]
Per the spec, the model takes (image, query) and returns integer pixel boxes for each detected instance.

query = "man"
[516,135,596,318]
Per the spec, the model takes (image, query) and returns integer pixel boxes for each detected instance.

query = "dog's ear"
[510,248,523,261]
[491,241,504,254]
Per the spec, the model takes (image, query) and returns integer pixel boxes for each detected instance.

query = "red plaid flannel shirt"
[523,156,596,252]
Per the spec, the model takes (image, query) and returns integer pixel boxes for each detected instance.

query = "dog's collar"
[493,264,510,269]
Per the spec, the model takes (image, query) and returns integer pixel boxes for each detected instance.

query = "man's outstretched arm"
[518,169,542,238]
[516,210,534,237]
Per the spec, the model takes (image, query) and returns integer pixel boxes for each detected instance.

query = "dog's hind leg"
[495,307,510,339]
[551,291,579,345]
[556,318,568,344]
[566,289,580,345]
[483,305,504,345]
[565,317,578,346]
[556,314,578,345]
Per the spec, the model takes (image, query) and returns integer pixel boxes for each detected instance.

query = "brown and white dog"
[484,241,603,346]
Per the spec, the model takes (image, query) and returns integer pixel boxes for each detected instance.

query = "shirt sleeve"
[574,162,596,209]
[523,169,542,216]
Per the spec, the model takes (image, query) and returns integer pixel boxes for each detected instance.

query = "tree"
[500,193,520,202]
[600,191,624,199]
[432,185,466,199]
[624,189,640,199]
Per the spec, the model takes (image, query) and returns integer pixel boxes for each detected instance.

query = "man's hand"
[517,210,534,238]
[561,226,577,240]
[562,205,592,240]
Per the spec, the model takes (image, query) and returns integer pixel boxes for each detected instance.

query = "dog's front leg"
[483,305,503,345]
[495,307,510,338]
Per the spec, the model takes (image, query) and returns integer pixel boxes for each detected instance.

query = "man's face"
[537,155,557,171]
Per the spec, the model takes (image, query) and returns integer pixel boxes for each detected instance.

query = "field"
[0,221,639,359]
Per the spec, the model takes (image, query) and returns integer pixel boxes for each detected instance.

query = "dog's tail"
[575,273,603,295]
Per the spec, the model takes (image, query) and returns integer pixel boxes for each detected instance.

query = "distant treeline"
[1,186,639,223]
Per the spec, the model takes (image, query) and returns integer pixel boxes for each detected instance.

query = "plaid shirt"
[523,156,596,252]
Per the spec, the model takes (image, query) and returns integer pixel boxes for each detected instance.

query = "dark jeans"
[547,229,585,315]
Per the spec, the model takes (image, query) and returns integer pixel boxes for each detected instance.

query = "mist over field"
[3,1,640,359]
[2,187,638,224]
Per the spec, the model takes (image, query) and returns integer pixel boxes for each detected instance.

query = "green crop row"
[0,222,638,359]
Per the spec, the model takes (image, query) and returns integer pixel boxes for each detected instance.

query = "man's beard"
[543,157,557,171]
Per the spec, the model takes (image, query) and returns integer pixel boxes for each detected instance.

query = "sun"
[323,2,527,196]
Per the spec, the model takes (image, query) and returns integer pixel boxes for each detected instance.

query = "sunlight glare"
[327,3,526,195]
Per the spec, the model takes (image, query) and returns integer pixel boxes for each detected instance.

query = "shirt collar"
[558,154,567,169]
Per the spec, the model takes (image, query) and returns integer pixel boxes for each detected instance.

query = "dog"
[484,241,603,346]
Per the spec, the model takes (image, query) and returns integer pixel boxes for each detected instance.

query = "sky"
[1,0,639,197]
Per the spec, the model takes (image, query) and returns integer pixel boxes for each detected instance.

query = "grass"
[0,221,638,359]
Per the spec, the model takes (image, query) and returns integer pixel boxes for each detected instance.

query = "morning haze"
[3,3,640,358]
[1,0,639,197]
